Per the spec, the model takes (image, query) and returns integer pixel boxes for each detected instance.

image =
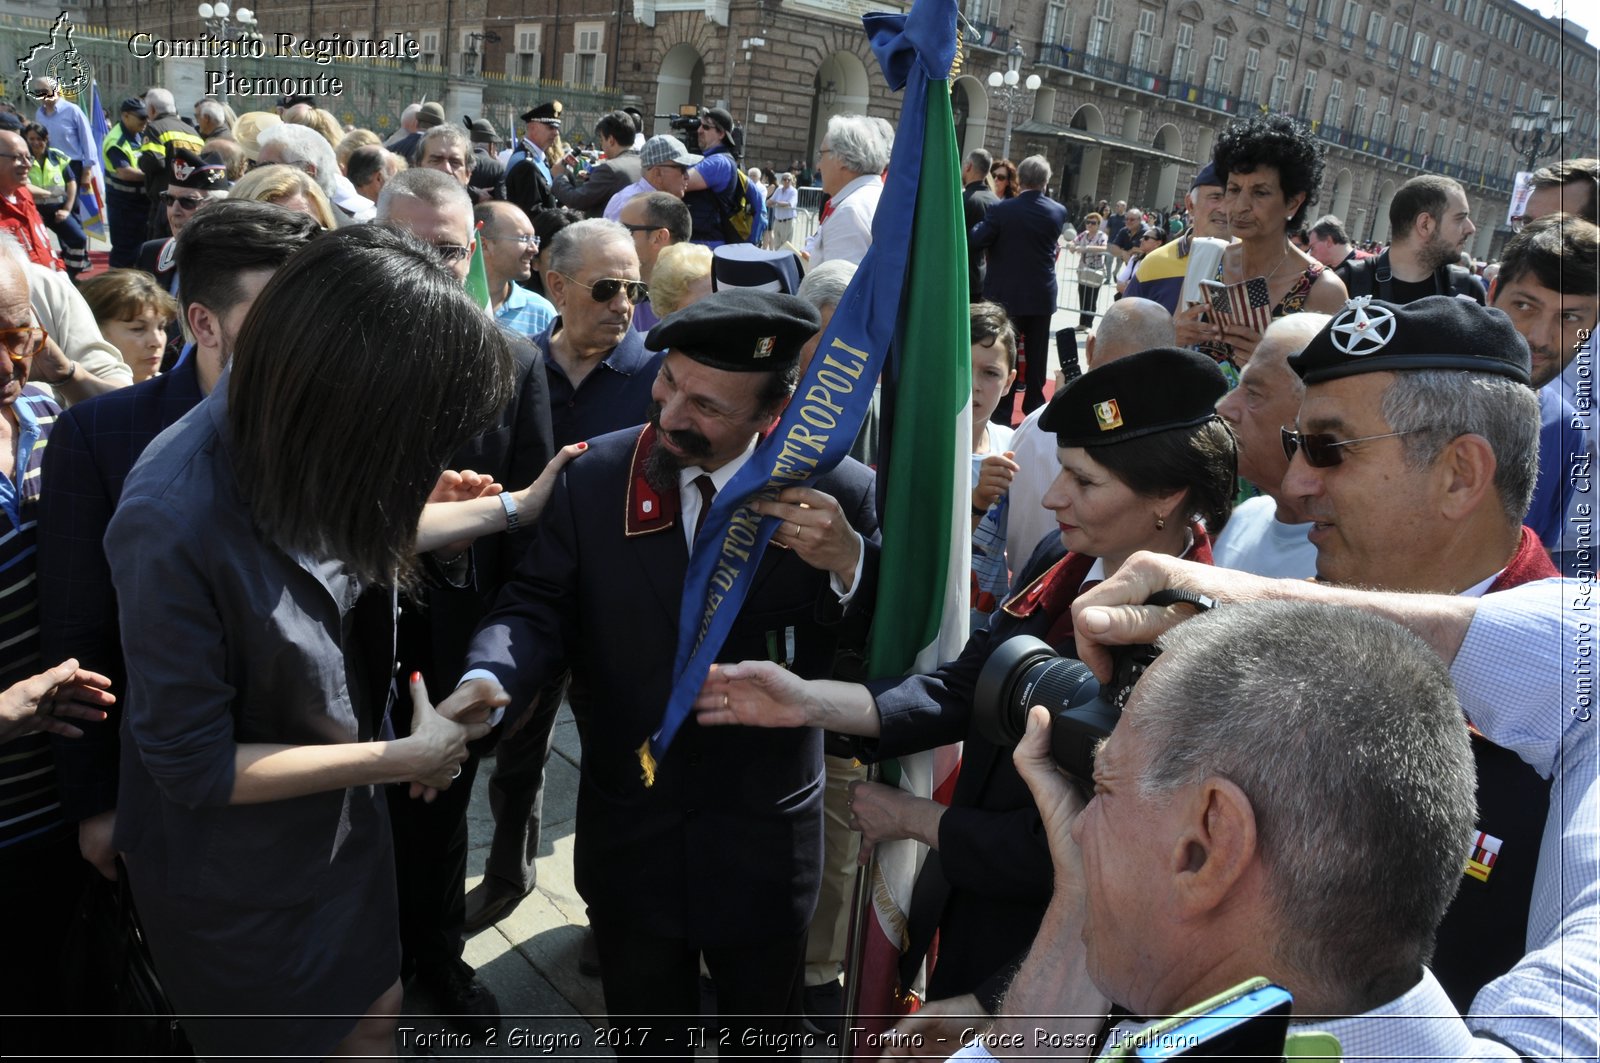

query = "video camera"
[972,589,1211,785]
[656,105,702,135]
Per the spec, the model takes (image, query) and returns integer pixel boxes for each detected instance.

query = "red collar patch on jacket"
[625,423,680,537]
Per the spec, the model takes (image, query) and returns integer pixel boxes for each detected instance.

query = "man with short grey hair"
[969,153,1067,423]
[962,148,999,300]
[1212,313,1327,578]
[951,599,1486,1060]
[195,99,233,143]
[30,77,96,180]
[375,168,476,280]
[1281,295,1555,1011]
[809,113,889,268]
[262,121,369,222]
[416,123,474,188]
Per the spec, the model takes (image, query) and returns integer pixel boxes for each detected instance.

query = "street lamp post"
[197,3,259,99]
[1509,94,1575,172]
[986,43,1041,161]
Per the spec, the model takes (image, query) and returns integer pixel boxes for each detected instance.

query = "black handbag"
[61,865,194,1059]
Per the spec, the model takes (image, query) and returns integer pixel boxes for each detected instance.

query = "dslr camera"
[972,589,1209,785]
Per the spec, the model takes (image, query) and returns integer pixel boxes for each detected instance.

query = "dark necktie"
[690,474,715,543]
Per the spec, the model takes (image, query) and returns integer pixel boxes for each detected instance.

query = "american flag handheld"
[1200,276,1274,335]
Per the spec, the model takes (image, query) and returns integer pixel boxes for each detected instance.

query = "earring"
[1156,515,1166,530]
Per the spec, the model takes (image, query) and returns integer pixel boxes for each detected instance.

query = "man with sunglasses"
[1284,294,1557,1011]
[619,191,691,333]
[375,166,556,1029]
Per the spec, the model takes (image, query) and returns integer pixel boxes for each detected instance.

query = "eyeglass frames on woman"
[1280,426,1426,468]
[552,272,648,304]
[0,325,47,365]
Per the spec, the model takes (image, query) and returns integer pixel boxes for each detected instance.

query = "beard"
[644,400,712,492]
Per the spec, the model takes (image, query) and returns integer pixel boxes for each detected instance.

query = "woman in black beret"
[695,347,1239,1022]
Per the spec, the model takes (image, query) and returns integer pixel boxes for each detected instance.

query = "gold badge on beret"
[1094,399,1123,431]
[754,336,775,358]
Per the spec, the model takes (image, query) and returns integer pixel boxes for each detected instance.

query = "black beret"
[645,289,821,372]
[1041,346,1228,447]
[1290,295,1531,386]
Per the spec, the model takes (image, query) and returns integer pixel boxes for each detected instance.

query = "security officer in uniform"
[102,98,152,267]
[135,149,231,369]
[505,100,561,221]
[448,289,880,1059]
[138,88,205,239]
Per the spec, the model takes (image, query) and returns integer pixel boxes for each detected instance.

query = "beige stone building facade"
[83,0,1598,255]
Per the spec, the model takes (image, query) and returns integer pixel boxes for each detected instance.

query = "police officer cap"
[712,245,804,295]
[645,289,821,372]
[1289,295,1531,386]
[120,97,148,118]
[1190,161,1221,189]
[521,100,562,127]
[1041,346,1228,446]
[167,147,231,191]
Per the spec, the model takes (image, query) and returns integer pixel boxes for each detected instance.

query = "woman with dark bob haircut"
[1197,113,1347,364]
[695,347,1237,1015]
[103,224,580,1058]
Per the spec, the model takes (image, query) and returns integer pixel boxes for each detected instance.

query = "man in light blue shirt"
[474,200,554,340]
[30,78,96,178]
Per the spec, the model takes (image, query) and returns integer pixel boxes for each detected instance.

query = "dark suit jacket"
[969,189,1068,317]
[134,237,184,366]
[465,425,879,945]
[40,356,206,821]
[553,150,643,217]
[398,339,554,687]
[506,155,556,218]
[867,536,1066,1010]
[962,181,1000,297]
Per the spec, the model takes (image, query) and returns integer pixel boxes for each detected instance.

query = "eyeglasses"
[1280,426,1426,468]
[161,191,207,210]
[0,151,29,164]
[484,233,539,249]
[0,325,47,364]
[553,272,648,304]
[432,243,473,265]
[621,222,665,234]
[1509,214,1530,233]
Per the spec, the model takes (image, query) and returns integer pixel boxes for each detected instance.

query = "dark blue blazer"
[969,189,1068,317]
[465,425,879,945]
[40,356,206,820]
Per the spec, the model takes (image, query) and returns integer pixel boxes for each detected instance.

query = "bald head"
[1088,297,1177,366]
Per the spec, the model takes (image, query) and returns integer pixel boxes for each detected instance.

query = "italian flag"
[845,2,971,1043]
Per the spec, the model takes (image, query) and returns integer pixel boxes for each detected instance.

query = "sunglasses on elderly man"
[552,272,648,305]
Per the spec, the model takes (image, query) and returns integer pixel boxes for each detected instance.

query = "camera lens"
[974,635,1122,783]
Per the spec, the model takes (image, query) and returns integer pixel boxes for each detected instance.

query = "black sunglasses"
[555,272,648,304]
[1280,426,1424,468]
[432,243,473,264]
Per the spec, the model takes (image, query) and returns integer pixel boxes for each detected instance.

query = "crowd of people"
[0,67,1595,1063]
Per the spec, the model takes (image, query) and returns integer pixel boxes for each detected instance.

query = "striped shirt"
[0,388,62,853]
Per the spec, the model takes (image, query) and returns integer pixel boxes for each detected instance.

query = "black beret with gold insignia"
[1041,346,1228,446]
[1289,295,1531,386]
[645,289,821,372]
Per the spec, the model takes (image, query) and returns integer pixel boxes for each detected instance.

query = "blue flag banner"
[639,0,960,781]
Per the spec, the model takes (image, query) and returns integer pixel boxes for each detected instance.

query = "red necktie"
[690,474,715,543]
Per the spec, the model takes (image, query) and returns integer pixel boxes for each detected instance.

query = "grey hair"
[374,166,472,222]
[1132,601,1475,1000]
[30,76,58,94]
[1017,155,1051,190]
[1252,312,1330,396]
[196,99,227,126]
[797,259,857,311]
[1380,369,1540,527]
[259,122,338,197]
[144,87,176,115]
[965,148,994,174]
[547,218,632,281]
[419,123,472,160]
[824,114,892,177]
